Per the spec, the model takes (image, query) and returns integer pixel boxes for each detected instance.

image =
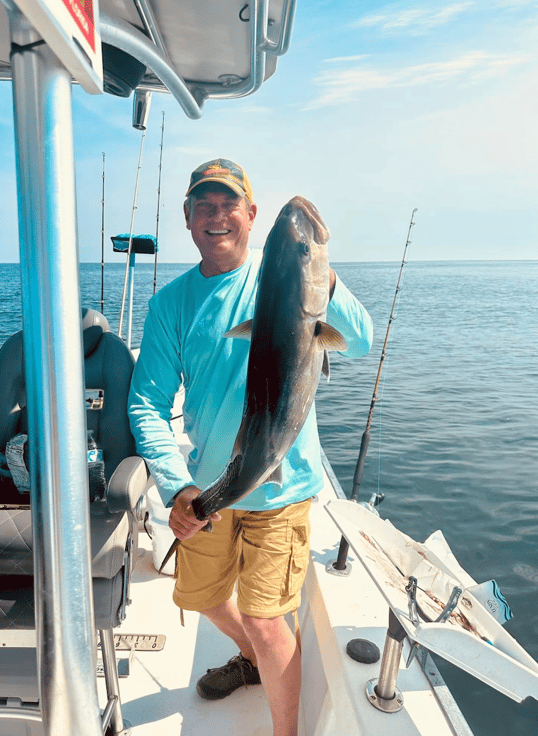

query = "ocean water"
[1,259,537,735]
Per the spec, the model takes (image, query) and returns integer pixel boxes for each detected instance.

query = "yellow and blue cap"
[185,159,253,202]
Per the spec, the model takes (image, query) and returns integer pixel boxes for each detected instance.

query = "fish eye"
[299,241,310,256]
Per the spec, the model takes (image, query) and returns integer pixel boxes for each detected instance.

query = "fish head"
[265,196,331,318]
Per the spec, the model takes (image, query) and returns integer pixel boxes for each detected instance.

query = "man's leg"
[241,614,300,736]
[201,598,257,666]
[235,500,311,736]
[200,601,301,736]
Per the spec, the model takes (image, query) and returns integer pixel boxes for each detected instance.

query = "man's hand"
[169,485,221,541]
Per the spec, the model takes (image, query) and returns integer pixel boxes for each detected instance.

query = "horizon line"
[1,258,537,266]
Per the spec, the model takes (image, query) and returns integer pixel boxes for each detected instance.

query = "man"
[128,159,373,736]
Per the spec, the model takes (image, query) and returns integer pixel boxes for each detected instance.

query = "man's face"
[184,187,257,273]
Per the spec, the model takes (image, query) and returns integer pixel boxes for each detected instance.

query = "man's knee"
[240,613,283,647]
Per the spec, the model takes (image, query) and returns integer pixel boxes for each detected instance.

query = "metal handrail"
[99,14,204,119]
[259,0,297,55]
[193,0,297,100]
[193,0,266,101]
[0,707,42,723]
[132,0,168,56]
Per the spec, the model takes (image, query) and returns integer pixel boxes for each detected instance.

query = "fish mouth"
[280,196,330,245]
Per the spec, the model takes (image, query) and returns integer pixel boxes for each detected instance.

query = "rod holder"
[325,557,352,576]
[366,609,405,713]
[132,89,152,130]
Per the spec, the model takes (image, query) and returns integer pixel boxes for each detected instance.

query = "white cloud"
[353,3,475,34]
[323,55,370,63]
[307,51,531,108]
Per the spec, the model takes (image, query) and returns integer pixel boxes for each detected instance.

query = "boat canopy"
[0,0,296,120]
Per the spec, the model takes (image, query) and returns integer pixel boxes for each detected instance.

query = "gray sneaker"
[196,653,261,700]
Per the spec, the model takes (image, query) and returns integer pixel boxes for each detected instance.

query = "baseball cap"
[185,159,254,202]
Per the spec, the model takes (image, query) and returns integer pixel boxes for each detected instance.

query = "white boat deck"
[98,469,465,736]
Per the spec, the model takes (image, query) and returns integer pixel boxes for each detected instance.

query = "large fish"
[190,195,347,521]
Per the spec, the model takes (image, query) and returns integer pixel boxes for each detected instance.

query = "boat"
[1,2,537,735]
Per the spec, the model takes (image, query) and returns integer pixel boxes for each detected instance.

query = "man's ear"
[248,202,257,230]
[184,201,191,230]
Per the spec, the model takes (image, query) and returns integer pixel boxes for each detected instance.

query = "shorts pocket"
[281,524,309,597]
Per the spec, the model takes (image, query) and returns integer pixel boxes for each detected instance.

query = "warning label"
[61,0,95,51]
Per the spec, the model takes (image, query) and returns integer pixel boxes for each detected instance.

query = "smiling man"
[128,158,373,736]
[184,160,257,277]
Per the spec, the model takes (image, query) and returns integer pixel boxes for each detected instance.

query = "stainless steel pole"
[366,609,405,713]
[118,129,145,340]
[8,7,102,735]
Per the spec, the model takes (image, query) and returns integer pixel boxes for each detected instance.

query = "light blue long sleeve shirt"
[128,249,373,510]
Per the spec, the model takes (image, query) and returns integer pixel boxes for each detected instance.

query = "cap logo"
[204,166,230,176]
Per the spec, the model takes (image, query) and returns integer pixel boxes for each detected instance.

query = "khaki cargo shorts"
[173,498,312,618]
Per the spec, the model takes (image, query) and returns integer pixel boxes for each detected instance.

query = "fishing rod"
[100,152,105,315]
[331,208,417,573]
[118,129,146,342]
[153,111,165,295]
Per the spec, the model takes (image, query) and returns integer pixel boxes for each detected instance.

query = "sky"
[1,0,537,263]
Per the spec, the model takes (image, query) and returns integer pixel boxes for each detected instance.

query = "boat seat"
[0,308,147,672]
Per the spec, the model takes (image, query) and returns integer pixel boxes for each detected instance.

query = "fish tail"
[192,455,243,520]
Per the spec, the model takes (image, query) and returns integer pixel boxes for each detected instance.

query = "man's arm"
[128,296,195,508]
[327,269,373,359]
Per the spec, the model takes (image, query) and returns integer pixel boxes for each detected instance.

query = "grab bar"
[100,14,204,118]
[193,0,297,101]
[259,0,297,56]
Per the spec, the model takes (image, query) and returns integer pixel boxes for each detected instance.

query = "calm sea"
[1,259,537,735]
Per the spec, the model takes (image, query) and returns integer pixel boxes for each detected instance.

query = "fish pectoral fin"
[224,319,253,340]
[315,322,348,352]
[322,350,330,381]
[265,464,283,487]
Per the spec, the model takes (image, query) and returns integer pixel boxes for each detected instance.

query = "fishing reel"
[359,491,385,516]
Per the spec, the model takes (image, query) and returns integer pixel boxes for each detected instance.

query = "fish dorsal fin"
[322,350,330,381]
[315,322,348,352]
[264,464,283,487]
[224,319,253,340]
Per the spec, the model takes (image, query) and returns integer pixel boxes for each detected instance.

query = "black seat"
[0,308,148,733]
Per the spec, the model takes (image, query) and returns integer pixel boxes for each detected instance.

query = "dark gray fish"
[191,196,347,521]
